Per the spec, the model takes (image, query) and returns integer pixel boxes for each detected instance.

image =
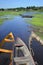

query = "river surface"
[0,12,43,65]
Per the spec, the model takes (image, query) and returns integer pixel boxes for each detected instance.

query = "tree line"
[0,6,43,11]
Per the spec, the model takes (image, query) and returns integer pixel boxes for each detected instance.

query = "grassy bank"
[26,13,43,39]
[30,14,43,39]
[0,11,26,25]
[0,11,25,16]
[0,18,12,25]
[31,14,43,26]
[0,19,5,25]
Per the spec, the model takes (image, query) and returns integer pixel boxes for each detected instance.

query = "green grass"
[0,11,26,25]
[32,14,43,39]
[27,13,43,39]
[0,19,4,24]
[0,18,11,25]
[31,14,43,26]
[31,14,43,39]
[0,11,26,16]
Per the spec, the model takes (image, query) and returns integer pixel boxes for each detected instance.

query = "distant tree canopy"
[0,6,43,11]
[0,8,4,11]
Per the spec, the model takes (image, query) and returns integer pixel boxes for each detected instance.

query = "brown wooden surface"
[0,48,12,53]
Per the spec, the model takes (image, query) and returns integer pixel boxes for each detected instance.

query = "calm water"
[0,16,32,65]
[0,16,31,44]
[0,12,43,65]
[32,39,43,65]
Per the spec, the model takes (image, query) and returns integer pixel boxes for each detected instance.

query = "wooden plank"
[14,57,30,62]
[0,48,12,53]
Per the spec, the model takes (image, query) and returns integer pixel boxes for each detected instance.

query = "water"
[0,15,14,19]
[0,16,32,65]
[0,16,31,43]
[31,39,43,65]
[23,11,43,16]
[0,12,43,65]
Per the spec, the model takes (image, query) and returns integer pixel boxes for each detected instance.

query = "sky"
[0,0,43,8]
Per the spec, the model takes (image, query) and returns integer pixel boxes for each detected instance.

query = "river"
[0,12,43,65]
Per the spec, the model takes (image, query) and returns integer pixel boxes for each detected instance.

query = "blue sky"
[0,0,43,8]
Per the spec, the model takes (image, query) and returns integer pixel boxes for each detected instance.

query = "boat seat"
[14,56,35,65]
[14,44,24,47]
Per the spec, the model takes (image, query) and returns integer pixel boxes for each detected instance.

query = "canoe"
[14,37,35,65]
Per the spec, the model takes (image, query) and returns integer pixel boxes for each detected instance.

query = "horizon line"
[0,6,43,9]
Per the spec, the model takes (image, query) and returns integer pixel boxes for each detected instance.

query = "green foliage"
[0,6,43,11]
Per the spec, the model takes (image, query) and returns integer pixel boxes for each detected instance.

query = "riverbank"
[0,11,26,25]
[0,18,12,25]
[0,17,14,25]
[32,14,43,40]
[31,14,43,26]
[27,13,43,40]
[0,11,43,40]
[0,11,26,16]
